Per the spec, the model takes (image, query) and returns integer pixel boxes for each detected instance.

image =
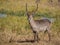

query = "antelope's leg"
[33,31,37,41]
[36,32,40,42]
[44,30,51,41]
[33,31,40,42]
[47,30,51,41]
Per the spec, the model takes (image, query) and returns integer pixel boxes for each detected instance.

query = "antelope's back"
[35,19,51,31]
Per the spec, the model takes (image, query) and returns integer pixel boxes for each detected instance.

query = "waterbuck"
[25,3,53,42]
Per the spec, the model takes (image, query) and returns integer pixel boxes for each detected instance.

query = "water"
[0,14,7,18]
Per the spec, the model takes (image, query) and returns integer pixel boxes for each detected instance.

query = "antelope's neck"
[27,15,36,27]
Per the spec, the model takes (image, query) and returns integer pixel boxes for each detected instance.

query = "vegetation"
[0,0,60,45]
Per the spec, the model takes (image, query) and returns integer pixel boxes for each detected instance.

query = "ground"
[0,0,60,45]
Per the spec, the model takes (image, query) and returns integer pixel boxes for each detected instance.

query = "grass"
[0,0,60,45]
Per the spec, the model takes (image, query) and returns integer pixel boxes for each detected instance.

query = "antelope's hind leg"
[47,30,51,41]
[44,30,51,42]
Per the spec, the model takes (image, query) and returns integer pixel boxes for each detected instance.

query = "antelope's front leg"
[33,31,40,42]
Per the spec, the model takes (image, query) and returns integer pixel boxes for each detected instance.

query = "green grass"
[0,0,60,45]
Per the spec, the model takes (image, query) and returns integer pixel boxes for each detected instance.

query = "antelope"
[26,3,53,42]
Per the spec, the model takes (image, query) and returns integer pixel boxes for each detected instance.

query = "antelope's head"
[25,3,38,17]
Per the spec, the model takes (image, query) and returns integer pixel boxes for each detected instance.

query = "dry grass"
[0,0,60,45]
[0,15,60,45]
